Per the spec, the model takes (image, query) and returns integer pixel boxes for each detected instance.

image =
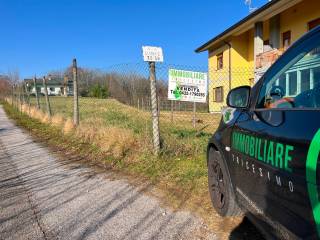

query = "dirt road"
[0,106,217,240]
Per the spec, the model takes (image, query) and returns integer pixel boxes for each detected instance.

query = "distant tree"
[7,68,20,85]
[0,75,10,95]
[89,84,109,99]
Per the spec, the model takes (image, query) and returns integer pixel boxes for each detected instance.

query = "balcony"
[256,48,284,70]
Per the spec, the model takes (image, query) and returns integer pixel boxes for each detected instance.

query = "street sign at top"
[142,46,164,62]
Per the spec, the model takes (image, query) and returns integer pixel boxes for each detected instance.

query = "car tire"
[208,147,242,217]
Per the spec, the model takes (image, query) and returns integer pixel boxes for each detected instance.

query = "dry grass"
[50,114,65,127]
[63,118,75,134]
[18,100,149,161]
[75,119,141,159]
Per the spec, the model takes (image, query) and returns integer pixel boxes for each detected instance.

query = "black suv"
[207,26,320,239]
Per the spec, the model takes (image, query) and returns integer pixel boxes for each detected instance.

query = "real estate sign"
[168,69,207,103]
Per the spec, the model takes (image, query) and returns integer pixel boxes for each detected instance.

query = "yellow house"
[196,0,320,112]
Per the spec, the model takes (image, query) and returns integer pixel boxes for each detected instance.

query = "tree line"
[0,66,168,105]
[48,66,168,104]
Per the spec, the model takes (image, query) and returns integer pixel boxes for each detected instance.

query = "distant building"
[24,76,73,96]
[196,0,320,112]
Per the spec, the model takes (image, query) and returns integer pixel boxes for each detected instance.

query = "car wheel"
[208,147,242,216]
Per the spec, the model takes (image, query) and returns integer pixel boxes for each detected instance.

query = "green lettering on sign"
[231,131,294,172]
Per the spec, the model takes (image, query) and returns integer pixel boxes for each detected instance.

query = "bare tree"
[7,68,20,85]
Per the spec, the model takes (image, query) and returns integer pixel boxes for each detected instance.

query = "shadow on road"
[229,216,265,240]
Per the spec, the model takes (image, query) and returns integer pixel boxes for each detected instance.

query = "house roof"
[24,77,70,86]
[195,0,302,53]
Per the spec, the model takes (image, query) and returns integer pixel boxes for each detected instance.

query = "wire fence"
[0,60,255,155]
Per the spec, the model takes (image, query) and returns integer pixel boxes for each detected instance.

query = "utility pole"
[43,76,51,117]
[73,58,79,126]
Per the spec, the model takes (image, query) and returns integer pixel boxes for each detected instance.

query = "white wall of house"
[31,86,62,95]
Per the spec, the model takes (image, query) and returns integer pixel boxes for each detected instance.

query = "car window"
[256,41,320,109]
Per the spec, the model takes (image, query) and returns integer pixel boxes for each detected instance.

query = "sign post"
[168,69,207,127]
[142,46,163,155]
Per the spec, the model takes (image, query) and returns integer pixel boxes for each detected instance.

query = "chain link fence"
[1,61,254,157]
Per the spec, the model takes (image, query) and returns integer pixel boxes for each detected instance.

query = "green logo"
[306,129,320,237]
[223,108,235,124]
[173,84,182,100]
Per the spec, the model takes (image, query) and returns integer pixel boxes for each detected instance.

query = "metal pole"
[171,100,174,122]
[11,85,14,106]
[157,96,160,116]
[193,101,196,128]
[43,76,51,117]
[149,62,160,155]
[25,83,31,115]
[73,58,79,126]
[142,98,144,111]
[18,84,22,112]
[33,76,40,109]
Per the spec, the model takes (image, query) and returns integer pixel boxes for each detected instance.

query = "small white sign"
[168,69,207,103]
[142,46,164,62]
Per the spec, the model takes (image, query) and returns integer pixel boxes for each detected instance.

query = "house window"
[217,53,223,70]
[213,87,223,102]
[308,18,320,30]
[282,31,291,50]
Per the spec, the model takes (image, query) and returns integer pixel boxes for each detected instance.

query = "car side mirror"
[227,86,251,108]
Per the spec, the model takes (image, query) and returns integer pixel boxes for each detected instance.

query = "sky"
[1,0,268,78]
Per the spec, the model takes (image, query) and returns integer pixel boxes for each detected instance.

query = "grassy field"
[26,96,222,183]
[30,96,221,155]
[15,96,223,182]
[18,95,222,197]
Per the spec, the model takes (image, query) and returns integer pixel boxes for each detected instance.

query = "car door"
[230,28,320,239]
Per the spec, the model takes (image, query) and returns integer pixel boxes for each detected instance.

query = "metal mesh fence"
[2,62,255,154]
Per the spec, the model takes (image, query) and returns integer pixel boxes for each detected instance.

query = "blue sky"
[1,0,267,78]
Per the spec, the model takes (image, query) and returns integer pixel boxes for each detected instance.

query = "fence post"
[64,76,68,97]
[11,85,14,106]
[18,85,21,112]
[149,62,160,155]
[22,83,25,104]
[73,58,79,126]
[25,82,31,114]
[43,76,51,117]
[142,98,144,111]
[171,100,174,122]
[21,84,26,112]
[33,76,40,109]
[157,96,160,116]
[193,102,196,128]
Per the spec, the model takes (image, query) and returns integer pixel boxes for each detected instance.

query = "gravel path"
[0,106,216,240]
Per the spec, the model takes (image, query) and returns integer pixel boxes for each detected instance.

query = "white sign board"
[168,69,207,103]
[142,46,164,62]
